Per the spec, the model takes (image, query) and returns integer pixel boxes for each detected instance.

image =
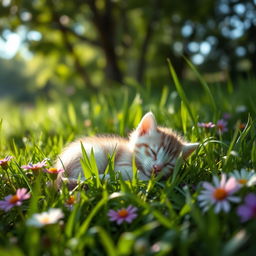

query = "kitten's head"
[129,112,198,179]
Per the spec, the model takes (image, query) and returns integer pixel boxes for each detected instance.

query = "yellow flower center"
[66,195,75,205]
[40,216,50,224]
[9,195,20,204]
[48,168,58,173]
[213,188,228,200]
[118,209,128,218]
[238,179,247,185]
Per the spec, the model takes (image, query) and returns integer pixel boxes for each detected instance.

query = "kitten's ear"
[136,112,157,136]
[182,143,199,159]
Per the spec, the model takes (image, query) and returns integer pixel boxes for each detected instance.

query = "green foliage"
[0,72,256,255]
[1,0,255,95]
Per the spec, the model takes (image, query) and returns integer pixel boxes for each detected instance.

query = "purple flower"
[216,119,228,134]
[237,193,256,222]
[0,156,13,168]
[198,174,240,213]
[223,113,231,120]
[198,122,216,129]
[0,188,31,212]
[108,205,138,224]
[21,159,47,171]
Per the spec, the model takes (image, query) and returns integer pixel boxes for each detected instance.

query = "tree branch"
[61,26,101,47]
[49,10,96,91]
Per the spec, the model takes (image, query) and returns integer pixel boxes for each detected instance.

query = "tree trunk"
[88,0,123,84]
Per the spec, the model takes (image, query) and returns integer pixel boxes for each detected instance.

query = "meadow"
[0,64,256,256]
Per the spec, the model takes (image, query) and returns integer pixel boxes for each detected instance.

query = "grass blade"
[90,226,116,256]
[167,58,198,134]
[76,191,108,238]
[183,56,217,119]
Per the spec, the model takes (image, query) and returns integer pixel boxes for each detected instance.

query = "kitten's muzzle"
[152,164,162,174]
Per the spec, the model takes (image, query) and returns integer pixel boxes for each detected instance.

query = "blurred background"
[0,0,255,102]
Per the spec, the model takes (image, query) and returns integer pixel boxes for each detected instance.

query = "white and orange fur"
[55,112,198,187]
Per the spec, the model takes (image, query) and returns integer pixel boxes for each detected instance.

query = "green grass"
[0,70,256,256]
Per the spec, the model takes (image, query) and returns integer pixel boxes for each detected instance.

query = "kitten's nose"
[153,164,162,173]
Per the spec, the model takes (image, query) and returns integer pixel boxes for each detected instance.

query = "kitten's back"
[55,135,130,182]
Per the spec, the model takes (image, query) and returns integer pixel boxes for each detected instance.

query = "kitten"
[55,112,198,187]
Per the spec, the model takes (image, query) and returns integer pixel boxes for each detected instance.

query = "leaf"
[159,86,169,108]
[90,226,117,256]
[183,55,217,120]
[80,142,92,179]
[89,148,101,188]
[117,232,136,255]
[65,202,81,238]
[76,191,108,238]
[180,101,187,134]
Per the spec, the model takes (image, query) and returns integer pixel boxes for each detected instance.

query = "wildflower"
[21,159,47,171]
[216,119,228,133]
[237,193,256,222]
[26,208,64,227]
[198,174,240,213]
[229,169,256,187]
[0,156,13,169]
[44,168,63,174]
[198,122,215,129]
[108,205,138,224]
[239,123,246,129]
[223,113,231,120]
[0,188,31,212]
[65,195,76,210]
[236,105,247,113]
[44,168,64,180]
[233,122,246,131]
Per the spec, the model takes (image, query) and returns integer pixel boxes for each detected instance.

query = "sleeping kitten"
[55,112,198,187]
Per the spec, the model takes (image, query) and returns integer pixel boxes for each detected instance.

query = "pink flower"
[108,205,138,224]
[0,188,31,212]
[21,159,47,171]
[0,156,13,168]
[44,167,64,180]
[198,174,240,213]
[198,122,215,129]
[44,167,64,174]
[216,119,228,133]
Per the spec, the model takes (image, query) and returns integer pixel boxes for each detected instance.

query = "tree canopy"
[0,0,255,93]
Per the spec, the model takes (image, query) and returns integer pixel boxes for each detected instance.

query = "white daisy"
[27,208,64,227]
[229,169,256,187]
[198,174,241,213]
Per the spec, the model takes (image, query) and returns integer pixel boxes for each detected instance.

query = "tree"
[0,0,254,92]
